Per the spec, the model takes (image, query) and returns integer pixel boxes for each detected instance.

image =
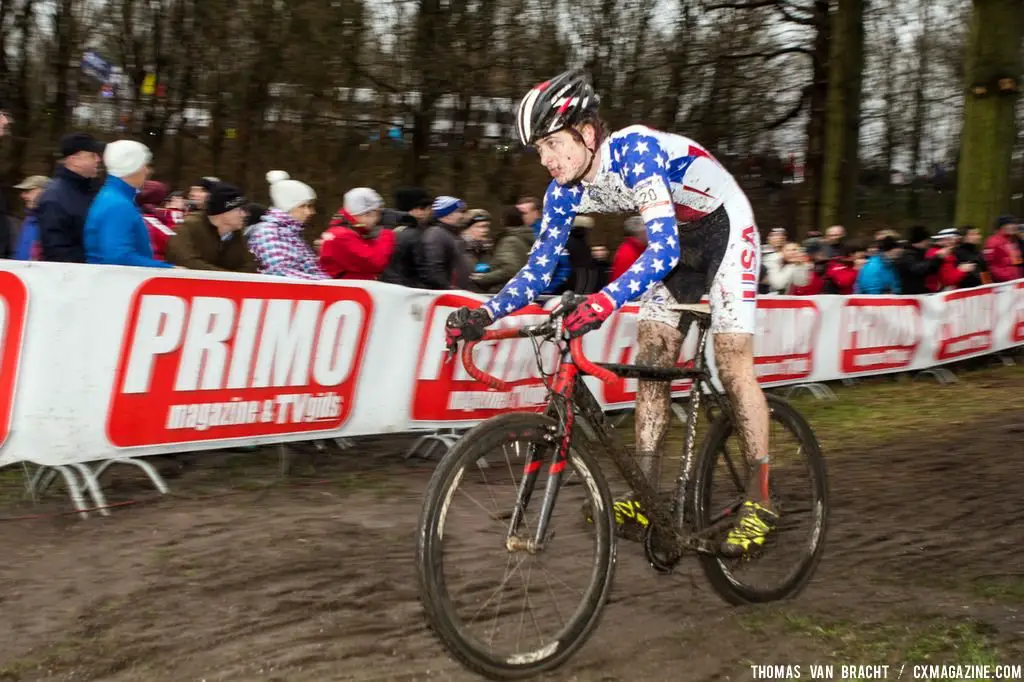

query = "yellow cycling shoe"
[719,500,778,558]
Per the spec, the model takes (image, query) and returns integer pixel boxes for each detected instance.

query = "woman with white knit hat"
[247,170,328,279]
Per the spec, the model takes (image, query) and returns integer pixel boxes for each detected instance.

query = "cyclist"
[445,70,773,558]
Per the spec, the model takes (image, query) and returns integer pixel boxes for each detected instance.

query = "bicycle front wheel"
[416,412,616,680]
[691,393,829,605]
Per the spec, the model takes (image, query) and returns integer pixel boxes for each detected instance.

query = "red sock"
[757,463,770,501]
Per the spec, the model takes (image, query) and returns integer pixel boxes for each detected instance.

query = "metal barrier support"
[405,429,464,461]
[914,368,957,384]
[25,459,160,520]
[994,352,1016,367]
[781,383,838,400]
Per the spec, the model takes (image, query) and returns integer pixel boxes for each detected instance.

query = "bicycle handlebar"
[459,303,619,390]
[569,337,619,383]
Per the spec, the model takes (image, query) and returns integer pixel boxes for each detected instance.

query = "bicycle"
[416,292,829,680]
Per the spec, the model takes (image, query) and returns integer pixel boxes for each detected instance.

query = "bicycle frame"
[461,313,732,555]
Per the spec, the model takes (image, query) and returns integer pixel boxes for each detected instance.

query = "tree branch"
[724,46,814,61]
[343,57,400,93]
[777,4,818,25]
[766,84,810,129]
[705,0,779,10]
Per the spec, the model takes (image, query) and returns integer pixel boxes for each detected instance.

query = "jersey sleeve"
[599,131,681,309]
[483,180,579,320]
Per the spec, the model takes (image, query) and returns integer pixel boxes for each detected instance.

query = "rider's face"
[536,128,591,185]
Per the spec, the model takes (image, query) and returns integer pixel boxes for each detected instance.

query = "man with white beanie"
[84,139,172,268]
[247,170,328,279]
[319,187,396,280]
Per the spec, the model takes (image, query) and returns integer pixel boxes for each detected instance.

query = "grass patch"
[967,575,1024,603]
[0,466,26,506]
[740,610,1005,672]
[615,364,1024,465]
[782,365,1024,452]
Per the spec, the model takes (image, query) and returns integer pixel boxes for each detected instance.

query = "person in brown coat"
[470,206,536,293]
[165,183,257,273]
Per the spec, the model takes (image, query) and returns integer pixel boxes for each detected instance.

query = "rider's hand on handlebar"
[445,306,493,353]
[564,292,615,338]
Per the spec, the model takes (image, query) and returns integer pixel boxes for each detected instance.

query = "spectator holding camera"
[765,241,812,294]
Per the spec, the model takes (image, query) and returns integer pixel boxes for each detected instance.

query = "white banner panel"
[0,260,1019,467]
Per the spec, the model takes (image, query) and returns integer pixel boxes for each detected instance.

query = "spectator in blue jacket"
[84,140,172,269]
[12,175,49,260]
[855,236,902,295]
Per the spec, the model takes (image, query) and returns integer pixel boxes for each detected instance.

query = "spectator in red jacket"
[319,187,396,280]
[138,180,176,262]
[819,243,860,295]
[925,228,977,291]
[983,216,1022,282]
[610,216,647,281]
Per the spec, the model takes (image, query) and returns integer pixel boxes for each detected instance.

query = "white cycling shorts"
[637,198,760,335]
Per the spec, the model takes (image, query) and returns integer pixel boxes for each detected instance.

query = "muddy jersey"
[483,124,757,324]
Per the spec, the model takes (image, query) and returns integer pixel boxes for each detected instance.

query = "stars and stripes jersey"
[483,124,751,321]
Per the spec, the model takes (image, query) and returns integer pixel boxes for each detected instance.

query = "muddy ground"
[1,368,1023,682]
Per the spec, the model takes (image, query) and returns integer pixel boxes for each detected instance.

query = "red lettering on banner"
[598,305,700,406]
[840,298,922,373]
[0,272,28,448]
[754,299,819,383]
[411,294,555,423]
[935,288,995,362]
[1014,282,1024,343]
[107,278,372,447]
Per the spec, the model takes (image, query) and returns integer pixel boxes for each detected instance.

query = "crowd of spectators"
[4,130,1022,300]
[758,220,1022,296]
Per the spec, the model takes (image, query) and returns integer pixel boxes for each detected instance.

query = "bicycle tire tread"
[416,412,618,680]
[690,394,830,605]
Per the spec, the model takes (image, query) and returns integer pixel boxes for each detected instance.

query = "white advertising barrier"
[0,260,1020,468]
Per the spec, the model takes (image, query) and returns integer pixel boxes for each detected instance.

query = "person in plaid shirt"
[248,170,328,279]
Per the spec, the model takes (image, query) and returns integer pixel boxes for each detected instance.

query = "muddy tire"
[691,394,829,605]
[416,412,617,679]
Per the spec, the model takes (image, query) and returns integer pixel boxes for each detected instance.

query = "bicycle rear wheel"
[691,393,829,605]
[416,412,616,680]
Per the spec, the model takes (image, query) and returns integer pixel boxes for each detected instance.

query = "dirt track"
[2,377,1023,681]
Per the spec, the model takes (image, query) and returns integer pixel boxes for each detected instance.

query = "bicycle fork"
[505,363,578,554]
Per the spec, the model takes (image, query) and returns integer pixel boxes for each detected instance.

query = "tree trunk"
[7,0,36,182]
[0,0,10,108]
[51,0,76,143]
[799,0,829,233]
[879,0,900,223]
[953,0,1024,232]
[234,0,275,189]
[820,0,864,231]
[907,2,932,221]
[408,0,442,186]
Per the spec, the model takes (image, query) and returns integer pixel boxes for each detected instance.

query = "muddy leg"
[713,332,771,505]
[635,320,684,491]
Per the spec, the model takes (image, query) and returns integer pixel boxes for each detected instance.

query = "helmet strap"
[566,126,599,186]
